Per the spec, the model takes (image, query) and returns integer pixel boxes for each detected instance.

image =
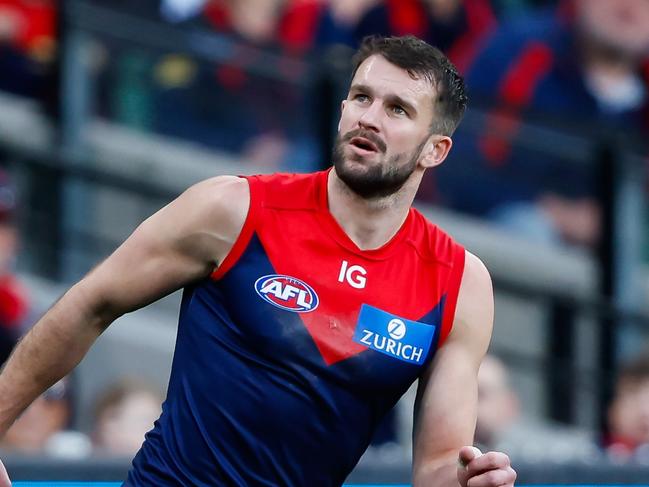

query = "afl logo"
[387,319,407,340]
[254,274,319,313]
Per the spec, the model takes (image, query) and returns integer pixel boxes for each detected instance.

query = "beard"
[332,129,426,199]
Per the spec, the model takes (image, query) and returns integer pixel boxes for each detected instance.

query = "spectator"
[606,353,649,460]
[92,378,163,457]
[149,0,321,170]
[0,172,28,366]
[475,354,519,449]
[0,377,90,457]
[313,0,379,48]
[353,0,498,72]
[434,0,649,248]
[476,354,596,462]
[0,0,56,101]
[0,174,87,458]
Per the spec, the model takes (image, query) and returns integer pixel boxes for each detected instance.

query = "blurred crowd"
[0,167,163,459]
[1,0,649,466]
[3,0,649,251]
[475,352,649,464]
[0,374,165,459]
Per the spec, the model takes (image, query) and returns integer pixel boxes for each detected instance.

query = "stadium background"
[1,0,649,484]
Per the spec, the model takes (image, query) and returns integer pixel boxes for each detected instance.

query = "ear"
[338,100,347,132]
[419,135,453,169]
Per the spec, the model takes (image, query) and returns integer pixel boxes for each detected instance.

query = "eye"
[391,105,407,116]
[353,93,370,103]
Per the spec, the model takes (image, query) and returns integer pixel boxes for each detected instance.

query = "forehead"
[351,54,435,107]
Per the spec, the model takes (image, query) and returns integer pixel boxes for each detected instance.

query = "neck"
[327,168,420,250]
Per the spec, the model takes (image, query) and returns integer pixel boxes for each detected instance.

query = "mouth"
[349,137,379,153]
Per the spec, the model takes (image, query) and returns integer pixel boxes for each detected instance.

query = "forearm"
[0,281,116,435]
[413,455,459,487]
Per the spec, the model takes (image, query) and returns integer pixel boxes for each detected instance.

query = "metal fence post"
[58,0,95,281]
[547,300,577,423]
[596,137,645,434]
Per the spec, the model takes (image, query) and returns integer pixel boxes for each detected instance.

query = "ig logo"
[338,260,367,289]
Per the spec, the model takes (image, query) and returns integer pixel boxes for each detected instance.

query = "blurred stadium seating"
[1,0,649,484]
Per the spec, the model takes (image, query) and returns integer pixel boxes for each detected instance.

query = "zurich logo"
[387,319,406,340]
[254,274,319,313]
[353,305,435,365]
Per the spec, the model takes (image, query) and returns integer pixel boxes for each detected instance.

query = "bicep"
[412,252,494,474]
[77,176,249,320]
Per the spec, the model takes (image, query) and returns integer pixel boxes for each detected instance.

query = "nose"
[357,100,382,133]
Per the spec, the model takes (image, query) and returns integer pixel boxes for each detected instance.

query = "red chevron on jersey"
[214,170,466,366]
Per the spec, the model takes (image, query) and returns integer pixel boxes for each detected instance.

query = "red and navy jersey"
[126,170,465,486]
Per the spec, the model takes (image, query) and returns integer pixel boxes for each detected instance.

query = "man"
[0,36,516,486]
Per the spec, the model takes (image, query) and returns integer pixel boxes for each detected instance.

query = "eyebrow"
[350,83,418,116]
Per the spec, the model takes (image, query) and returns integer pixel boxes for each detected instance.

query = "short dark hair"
[351,35,468,136]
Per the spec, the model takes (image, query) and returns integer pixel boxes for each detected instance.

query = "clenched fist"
[457,446,516,487]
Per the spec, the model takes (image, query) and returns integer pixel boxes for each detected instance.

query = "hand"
[457,446,516,487]
[0,457,10,487]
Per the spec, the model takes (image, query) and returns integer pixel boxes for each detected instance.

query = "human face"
[333,55,436,199]
[475,356,518,445]
[575,0,649,58]
[96,392,162,455]
[609,379,649,445]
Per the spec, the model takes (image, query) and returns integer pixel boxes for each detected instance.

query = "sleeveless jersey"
[126,170,466,486]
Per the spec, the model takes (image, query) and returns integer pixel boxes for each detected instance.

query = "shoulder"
[251,171,324,210]
[457,251,493,320]
[163,176,249,234]
[183,175,249,205]
[460,251,492,296]
[407,209,464,266]
[179,175,249,216]
[447,251,493,353]
[149,176,250,264]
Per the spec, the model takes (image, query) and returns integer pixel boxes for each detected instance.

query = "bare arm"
[0,175,249,436]
[412,251,514,487]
